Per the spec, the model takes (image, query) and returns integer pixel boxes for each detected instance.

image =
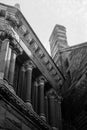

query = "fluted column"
[48,89,58,130]
[25,60,35,109]
[38,76,46,121]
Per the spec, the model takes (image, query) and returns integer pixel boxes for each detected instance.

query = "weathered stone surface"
[22,123,31,130]
[5,111,21,128]
[0,100,36,130]
[0,104,6,128]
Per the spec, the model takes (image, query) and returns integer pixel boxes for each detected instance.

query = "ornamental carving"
[19,24,27,36]
[38,49,44,58]
[42,56,48,64]
[24,32,32,43]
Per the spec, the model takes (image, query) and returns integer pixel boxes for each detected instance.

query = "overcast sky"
[0,0,87,54]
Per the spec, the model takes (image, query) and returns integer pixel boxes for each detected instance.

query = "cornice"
[0,80,52,130]
[0,3,65,91]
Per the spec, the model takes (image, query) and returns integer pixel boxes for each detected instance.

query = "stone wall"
[0,100,32,130]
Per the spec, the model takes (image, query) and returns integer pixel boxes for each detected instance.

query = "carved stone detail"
[24,60,35,71]
[11,39,23,55]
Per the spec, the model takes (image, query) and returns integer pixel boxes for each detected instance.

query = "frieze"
[19,24,27,36]
[24,32,32,43]
[37,49,44,58]
[50,68,57,76]
[47,62,52,71]
[33,41,39,52]
[0,80,52,130]
[42,56,49,64]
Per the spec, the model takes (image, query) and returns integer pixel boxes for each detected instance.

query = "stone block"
[4,111,21,130]
[0,105,6,128]
[22,123,32,130]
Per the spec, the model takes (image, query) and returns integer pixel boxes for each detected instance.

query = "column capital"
[0,29,15,41]
[57,95,63,103]
[33,80,38,87]
[11,39,23,55]
[2,38,9,45]
[21,65,26,72]
[24,60,36,71]
[47,88,57,99]
[38,76,47,86]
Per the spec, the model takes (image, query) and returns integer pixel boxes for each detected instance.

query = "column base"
[1,79,8,86]
[40,114,46,121]
[52,127,59,130]
[8,84,16,95]
[0,79,16,95]
[25,102,34,111]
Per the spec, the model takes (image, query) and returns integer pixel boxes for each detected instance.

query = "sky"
[0,0,87,54]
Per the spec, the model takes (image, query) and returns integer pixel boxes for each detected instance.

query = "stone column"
[8,49,17,86]
[33,81,39,113]
[17,65,25,99]
[45,96,49,123]
[0,39,9,80]
[20,65,26,100]
[38,76,46,121]
[56,96,62,130]
[8,40,23,93]
[4,46,12,81]
[48,89,58,130]
[25,60,35,109]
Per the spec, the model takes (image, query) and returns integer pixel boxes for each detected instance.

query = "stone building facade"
[0,3,64,130]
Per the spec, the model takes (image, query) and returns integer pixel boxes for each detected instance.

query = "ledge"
[0,80,52,130]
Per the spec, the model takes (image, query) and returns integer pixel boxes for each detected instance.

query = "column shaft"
[39,84,44,116]
[8,50,16,86]
[20,66,25,99]
[57,99,62,130]
[0,39,9,79]
[24,61,35,109]
[25,68,32,104]
[17,66,25,98]
[33,81,39,113]
[4,47,12,81]
[45,96,49,123]
[48,95,58,130]
[39,77,46,121]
